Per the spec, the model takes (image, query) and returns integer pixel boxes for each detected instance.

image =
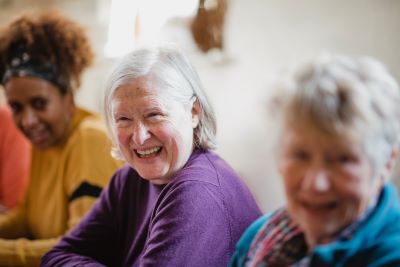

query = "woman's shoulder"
[235,213,273,251]
[110,164,133,181]
[174,150,240,185]
[73,107,107,135]
[229,213,273,266]
[169,150,260,213]
[66,107,111,147]
[111,164,145,188]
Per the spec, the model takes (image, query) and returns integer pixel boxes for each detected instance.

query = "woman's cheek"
[281,161,300,178]
[116,128,131,145]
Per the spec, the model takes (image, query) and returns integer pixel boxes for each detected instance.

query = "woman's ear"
[66,92,76,117]
[387,147,398,172]
[381,147,398,183]
[191,98,201,128]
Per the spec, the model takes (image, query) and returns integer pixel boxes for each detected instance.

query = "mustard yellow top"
[0,107,122,266]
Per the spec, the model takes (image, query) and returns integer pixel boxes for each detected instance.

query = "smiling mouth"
[135,147,162,158]
[26,128,50,145]
[302,201,339,212]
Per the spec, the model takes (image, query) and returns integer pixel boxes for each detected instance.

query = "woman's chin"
[300,219,343,247]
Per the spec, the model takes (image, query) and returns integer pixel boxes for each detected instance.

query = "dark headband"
[1,49,69,94]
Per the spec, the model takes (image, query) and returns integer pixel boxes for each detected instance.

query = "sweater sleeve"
[0,209,58,266]
[229,214,271,267]
[0,202,42,267]
[0,204,29,238]
[41,174,121,267]
[139,181,233,267]
[63,124,121,230]
[0,238,60,266]
[0,210,79,267]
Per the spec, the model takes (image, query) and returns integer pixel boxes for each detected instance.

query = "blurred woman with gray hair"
[43,46,261,267]
[230,55,400,266]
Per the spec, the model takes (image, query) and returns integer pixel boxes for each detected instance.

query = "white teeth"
[136,147,161,156]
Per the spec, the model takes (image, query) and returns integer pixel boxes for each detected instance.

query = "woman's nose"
[302,168,331,192]
[20,108,39,130]
[132,123,151,145]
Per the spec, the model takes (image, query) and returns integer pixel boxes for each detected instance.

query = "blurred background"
[1,0,399,212]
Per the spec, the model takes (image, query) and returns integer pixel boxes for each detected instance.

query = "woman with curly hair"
[0,10,121,266]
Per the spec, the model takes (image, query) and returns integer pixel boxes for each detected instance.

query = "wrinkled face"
[111,76,199,185]
[5,76,75,149]
[278,121,384,248]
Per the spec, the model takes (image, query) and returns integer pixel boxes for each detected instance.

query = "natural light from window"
[104,0,198,58]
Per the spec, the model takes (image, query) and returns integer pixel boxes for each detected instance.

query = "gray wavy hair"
[274,54,400,174]
[104,46,217,159]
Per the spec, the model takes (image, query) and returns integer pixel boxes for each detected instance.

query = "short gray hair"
[274,54,400,173]
[104,46,217,159]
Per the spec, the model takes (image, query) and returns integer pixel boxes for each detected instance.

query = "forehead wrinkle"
[116,84,150,98]
[112,86,167,115]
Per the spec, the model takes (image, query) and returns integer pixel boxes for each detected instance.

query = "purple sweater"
[42,150,261,267]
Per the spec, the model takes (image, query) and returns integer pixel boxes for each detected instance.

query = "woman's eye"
[114,116,132,127]
[31,98,47,110]
[292,150,310,161]
[116,116,130,122]
[149,112,160,117]
[146,112,163,120]
[9,102,22,114]
[337,154,355,164]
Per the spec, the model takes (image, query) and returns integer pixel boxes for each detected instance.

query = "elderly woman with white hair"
[230,55,400,266]
[42,47,261,267]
